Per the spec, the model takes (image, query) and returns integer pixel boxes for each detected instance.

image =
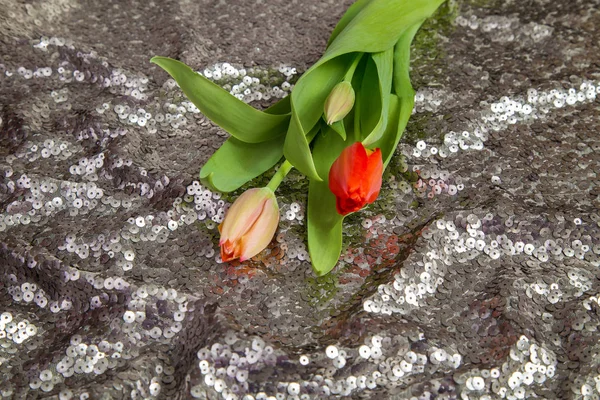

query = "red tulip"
[328,142,383,215]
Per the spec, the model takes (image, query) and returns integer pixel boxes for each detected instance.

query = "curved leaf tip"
[151,56,290,144]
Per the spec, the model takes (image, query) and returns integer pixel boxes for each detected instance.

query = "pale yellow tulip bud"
[323,81,355,125]
[219,187,279,262]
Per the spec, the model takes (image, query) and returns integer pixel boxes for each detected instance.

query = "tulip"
[219,187,279,262]
[328,142,383,215]
[323,81,355,125]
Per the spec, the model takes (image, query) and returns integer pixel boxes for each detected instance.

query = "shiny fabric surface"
[1,0,600,399]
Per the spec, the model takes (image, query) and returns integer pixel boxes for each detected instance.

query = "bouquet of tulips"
[152,0,444,275]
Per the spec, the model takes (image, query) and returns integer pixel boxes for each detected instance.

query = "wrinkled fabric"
[1,0,600,399]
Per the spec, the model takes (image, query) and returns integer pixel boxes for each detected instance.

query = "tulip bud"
[323,81,355,125]
[329,142,383,215]
[219,187,279,262]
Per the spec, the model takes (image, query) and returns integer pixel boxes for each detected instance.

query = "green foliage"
[151,0,446,276]
[360,49,393,146]
[308,127,349,276]
[307,16,427,276]
[150,57,290,144]
[284,54,354,181]
[199,136,285,193]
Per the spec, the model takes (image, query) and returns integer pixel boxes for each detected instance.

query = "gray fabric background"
[1,0,600,399]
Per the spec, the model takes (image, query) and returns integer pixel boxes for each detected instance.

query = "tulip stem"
[267,160,294,192]
[267,125,319,192]
[343,52,363,82]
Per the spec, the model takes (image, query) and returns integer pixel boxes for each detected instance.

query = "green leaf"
[284,54,353,181]
[371,92,414,168]
[372,94,401,167]
[330,120,347,140]
[265,95,291,115]
[308,126,353,276]
[372,22,422,167]
[350,55,369,136]
[391,21,421,98]
[285,0,443,180]
[150,56,290,143]
[199,135,285,192]
[361,49,394,145]
[323,0,445,61]
[355,57,381,140]
[307,179,344,276]
[327,0,375,48]
[307,18,427,275]
[283,113,318,181]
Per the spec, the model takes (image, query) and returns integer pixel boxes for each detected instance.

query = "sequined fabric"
[1,0,600,399]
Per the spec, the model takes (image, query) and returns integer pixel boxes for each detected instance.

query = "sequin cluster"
[192,332,462,399]
[1,0,600,398]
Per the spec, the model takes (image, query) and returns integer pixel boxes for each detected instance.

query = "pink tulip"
[219,188,279,262]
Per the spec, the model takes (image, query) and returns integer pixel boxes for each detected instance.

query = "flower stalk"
[343,52,364,82]
[266,160,294,192]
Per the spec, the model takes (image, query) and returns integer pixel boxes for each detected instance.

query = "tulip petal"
[364,148,383,203]
[220,239,242,262]
[324,81,355,125]
[328,142,383,215]
[219,188,269,245]
[239,198,279,261]
[328,142,368,198]
[336,196,363,215]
